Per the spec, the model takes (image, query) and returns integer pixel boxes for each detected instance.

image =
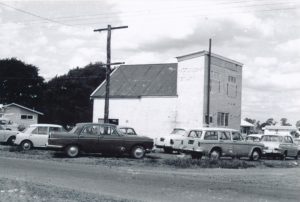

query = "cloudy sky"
[0,0,299,124]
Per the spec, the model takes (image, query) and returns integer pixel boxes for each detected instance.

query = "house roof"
[91,63,178,98]
[4,103,44,115]
[241,120,255,127]
[263,125,297,131]
[176,50,243,66]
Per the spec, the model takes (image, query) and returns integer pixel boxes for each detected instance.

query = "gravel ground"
[0,178,138,202]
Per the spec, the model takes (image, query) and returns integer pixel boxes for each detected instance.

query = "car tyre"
[131,145,145,159]
[250,149,261,161]
[7,136,16,146]
[280,152,287,161]
[65,145,79,158]
[20,140,33,151]
[210,149,221,160]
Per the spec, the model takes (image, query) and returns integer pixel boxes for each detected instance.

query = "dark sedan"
[47,123,153,159]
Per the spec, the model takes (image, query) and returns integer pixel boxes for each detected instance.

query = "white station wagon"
[179,128,264,160]
[14,124,65,150]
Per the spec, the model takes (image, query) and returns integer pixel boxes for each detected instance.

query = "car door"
[78,124,101,153]
[218,131,233,156]
[30,126,49,147]
[98,125,124,153]
[232,131,248,157]
[282,136,298,156]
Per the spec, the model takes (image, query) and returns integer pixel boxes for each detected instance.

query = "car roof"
[29,124,62,128]
[262,134,293,137]
[188,127,238,132]
[248,134,262,137]
[76,122,117,127]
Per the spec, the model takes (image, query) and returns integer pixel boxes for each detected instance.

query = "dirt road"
[0,156,299,202]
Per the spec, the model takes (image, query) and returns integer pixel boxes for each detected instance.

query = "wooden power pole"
[206,38,212,127]
[94,25,128,123]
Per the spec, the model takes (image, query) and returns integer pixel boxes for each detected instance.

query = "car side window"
[204,131,218,140]
[101,126,118,136]
[232,132,242,141]
[219,131,230,140]
[31,127,48,135]
[49,127,61,133]
[81,125,99,136]
[188,131,197,138]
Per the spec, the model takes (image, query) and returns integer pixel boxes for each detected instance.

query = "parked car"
[172,129,201,153]
[260,134,298,160]
[245,134,262,142]
[118,126,137,135]
[180,128,264,160]
[47,123,154,159]
[0,125,19,145]
[14,124,65,150]
[155,128,186,153]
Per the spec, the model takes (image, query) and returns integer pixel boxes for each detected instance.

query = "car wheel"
[210,149,221,160]
[163,148,173,154]
[7,136,16,146]
[65,145,79,158]
[250,149,261,161]
[280,152,287,160]
[21,140,32,151]
[131,146,145,159]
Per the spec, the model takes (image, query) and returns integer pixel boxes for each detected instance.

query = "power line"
[0,2,70,27]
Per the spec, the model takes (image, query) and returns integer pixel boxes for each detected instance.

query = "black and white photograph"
[0,0,300,201]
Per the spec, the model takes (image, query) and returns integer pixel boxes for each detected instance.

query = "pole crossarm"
[94,26,128,32]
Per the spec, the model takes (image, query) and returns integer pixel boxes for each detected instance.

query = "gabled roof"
[91,63,178,98]
[4,103,44,115]
[241,120,255,127]
[176,50,243,66]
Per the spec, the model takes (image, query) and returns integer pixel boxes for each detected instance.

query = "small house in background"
[240,119,255,136]
[0,103,43,129]
[263,125,298,136]
[91,50,243,138]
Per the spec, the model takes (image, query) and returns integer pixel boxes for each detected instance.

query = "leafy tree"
[244,118,256,125]
[0,58,44,109]
[280,118,291,126]
[40,62,106,127]
[260,118,276,129]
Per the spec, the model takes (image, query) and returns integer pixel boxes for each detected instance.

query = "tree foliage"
[0,58,106,127]
[0,58,44,109]
[280,118,291,126]
[40,63,106,126]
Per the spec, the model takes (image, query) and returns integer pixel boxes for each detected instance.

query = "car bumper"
[263,149,283,155]
[46,144,64,150]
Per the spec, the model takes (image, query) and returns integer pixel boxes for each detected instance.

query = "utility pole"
[206,38,212,127]
[94,25,128,123]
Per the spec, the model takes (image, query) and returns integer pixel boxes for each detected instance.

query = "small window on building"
[21,115,34,120]
[228,76,236,83]
[217,112,229,126]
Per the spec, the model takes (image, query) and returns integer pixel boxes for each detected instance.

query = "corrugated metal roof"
[91,63,178,98]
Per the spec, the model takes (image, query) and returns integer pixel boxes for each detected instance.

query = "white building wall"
[175,56,205,129]
[93,97,177,138]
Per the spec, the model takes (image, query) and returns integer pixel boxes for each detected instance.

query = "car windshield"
[170,129,186,135]
[261,135,283,142]
[69,126,79,133]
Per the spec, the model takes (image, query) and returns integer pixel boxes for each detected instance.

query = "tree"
[280,118,291,126]
[40,62,106,127]
[260,118,277,129]
[0,58,44,109]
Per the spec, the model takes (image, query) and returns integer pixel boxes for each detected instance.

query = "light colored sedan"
[181,128,264,160]
[155,128,186,153]
[0,125,19,145]
[261,134,298,160]
[14,124,65,150]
